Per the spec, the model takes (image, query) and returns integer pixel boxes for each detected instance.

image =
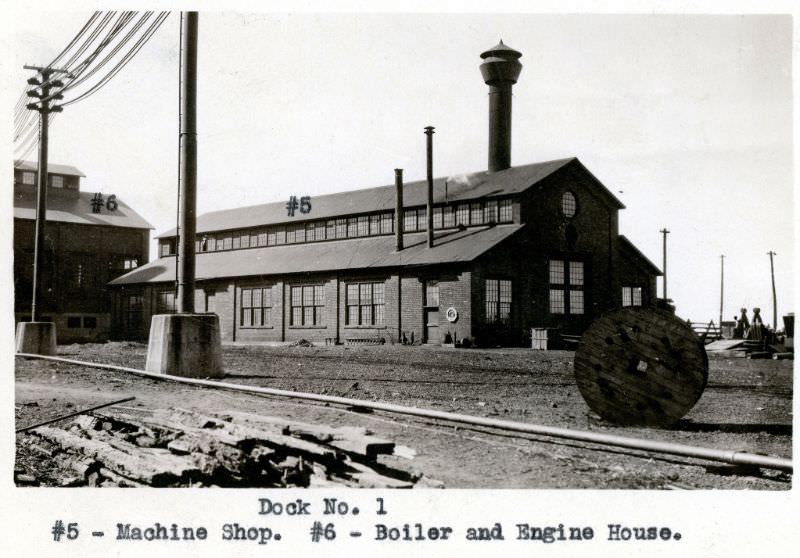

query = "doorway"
[424,281,440,343]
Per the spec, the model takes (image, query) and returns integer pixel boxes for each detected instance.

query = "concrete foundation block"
[145,314,224,378]
[16,322,57,355]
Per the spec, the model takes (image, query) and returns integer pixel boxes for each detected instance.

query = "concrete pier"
[145,314,224,378]
[15,322,57,355]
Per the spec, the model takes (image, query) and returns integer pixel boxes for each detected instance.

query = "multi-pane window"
[275,228,286,245]
[561,191,577,218]
[327,220,337,239]
[290,285,325,326]
[240,232,250,248]
[622,286,643,307]
[470,202,484,225]
[336,218,347,239]
[549,259,585,315]
[232,235,241,249]
[486,279,512,323]
[404,209,418,232]
[22,171,35,185]
[156,290,176,313]
[369,214,381,235]
[380,213,393,234]
[124,294,143,330]
[357,215,369,237]
[312,222,324,241]
[160,240,174,257]
[455,203,469,226]
[123,258,138,270]
[346,283,385,326]
[425,281,439,307]
[347,217,358,237]
[241,286,272,327]
[222,236,233,250]
[442,206,455,228]
[294,224,306,243]
[498,199,513,222]
[485,200,498,223]
[257,231,268,247]
[51,175,63,188]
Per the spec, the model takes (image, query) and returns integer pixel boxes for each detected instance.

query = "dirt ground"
[14,342,793,489]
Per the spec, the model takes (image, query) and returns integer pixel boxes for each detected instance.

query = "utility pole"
[23,65,70,322]
[424,126,435,249]
[768,251,777,331]
[659,228,670,301]
[719,255,724,330]
[176,12,198,313]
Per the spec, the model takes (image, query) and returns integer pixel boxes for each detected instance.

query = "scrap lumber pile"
[23,407,440,488]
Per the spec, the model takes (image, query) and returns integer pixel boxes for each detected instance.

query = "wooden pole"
[719,255,724,332]
[768,251,777,330]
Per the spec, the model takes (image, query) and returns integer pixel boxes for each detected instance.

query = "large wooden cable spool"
[574,307,708,427]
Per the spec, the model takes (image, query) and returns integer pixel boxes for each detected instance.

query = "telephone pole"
[659,228,670,300]
[23,65,70,322]
[767,251,777,330]
[719,255,724,329]
[15,64,71,355]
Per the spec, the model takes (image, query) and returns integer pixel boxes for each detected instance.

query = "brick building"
[108,41,660,346]
[13,160,152,343]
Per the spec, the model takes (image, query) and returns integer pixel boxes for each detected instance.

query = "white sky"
[6,6,795,327]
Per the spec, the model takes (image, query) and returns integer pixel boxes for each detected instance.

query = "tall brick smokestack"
[480,40,522,172]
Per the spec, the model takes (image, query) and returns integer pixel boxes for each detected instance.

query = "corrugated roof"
[619,235,662,276]
[110,224,524,286]
[14,189,153,230]
[14,160,86,177]
[156,158,582,239]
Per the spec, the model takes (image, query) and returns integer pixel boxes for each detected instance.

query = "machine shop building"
[109,41,661,346]
[13,160,152,343]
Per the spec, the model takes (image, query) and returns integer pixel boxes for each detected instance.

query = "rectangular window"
[67,316,81,328]
[295,224,306,243]
[51,175,63,188]
[327,220,336,239]
[499,199,513,222]
[456,203,469,226]
[275,228,286,245]
[307,222,317,241]
[240,286,272,327]
[622,286,643,307]
[470,202,484,225]
[286,226,296,244]
[433,207,443,229]
[207,236,217,251]
[336,218,347,239]
[442,206,455,228]
[22,171,35,185]
[380,212,394,234]
[156,290,176,314]
[404,209,417,232]
[357,215,369,237]
[347,217,358,237]
[313,221,325,241]
[290,285,325,326]
[160,240,174,257]
[222,236,233,250]
[369,214,381,235]
[486,279,512,323]
[232,235,241,249]
[123,258,138,270]
[485,200,498,223]
[267,229,276,246]
[257,231,268,247]
[83,316,97,329]
[549,259,585,315]
[425,281,439,307]
[124,294,143,331]
[345,282,385,326]
[240,232,250,249]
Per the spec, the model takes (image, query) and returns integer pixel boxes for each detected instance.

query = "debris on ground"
[20,407,441,488]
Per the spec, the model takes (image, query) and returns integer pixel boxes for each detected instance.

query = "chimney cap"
[480,39,522,60]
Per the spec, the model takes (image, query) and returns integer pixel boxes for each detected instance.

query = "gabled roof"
[156,157,622,239]
[14,189,153,230]
[111,224,524,285]
[619,235,662,276]
[14,160,86,177]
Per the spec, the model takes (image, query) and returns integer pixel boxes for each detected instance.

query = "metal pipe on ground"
[15,353,792,473]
